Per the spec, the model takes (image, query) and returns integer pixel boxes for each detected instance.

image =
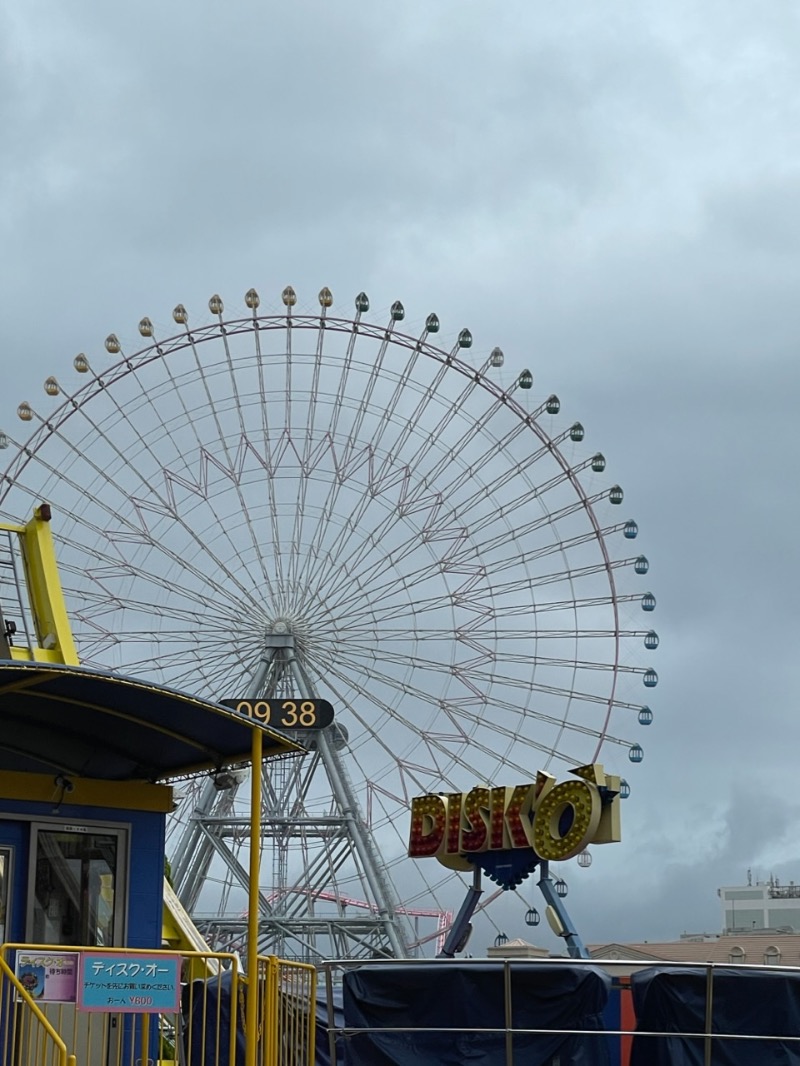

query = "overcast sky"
[3,1,800,950]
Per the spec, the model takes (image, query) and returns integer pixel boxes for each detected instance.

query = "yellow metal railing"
[253,956,316,1066]
[0,945,315,1066]
[0,955,74,1066]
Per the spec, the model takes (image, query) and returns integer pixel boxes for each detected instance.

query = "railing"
[254,956,316,1066]
[768,884,800,898]
[0,954,74,1066]
[0,945,315,1066]
[321,955,800,1066]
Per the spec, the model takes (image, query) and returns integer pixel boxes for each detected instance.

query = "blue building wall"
[0,820,28,944]
[0,798,166,949]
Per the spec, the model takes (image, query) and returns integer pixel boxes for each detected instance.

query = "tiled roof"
[589,935,800,965]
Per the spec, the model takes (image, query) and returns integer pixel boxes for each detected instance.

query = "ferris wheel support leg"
[170,656,276,902]
[170,777,218,903]
[537,862,589,960]
[286,653,410,959]
[438,865,482,958]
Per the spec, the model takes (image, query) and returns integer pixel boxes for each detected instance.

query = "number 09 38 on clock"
[221,698,334,730]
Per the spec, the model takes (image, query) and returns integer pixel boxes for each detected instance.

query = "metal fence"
[321,955,800,1066]
[0,945,315,1066]
[255,956,316,1066]
[0,954,74,1066]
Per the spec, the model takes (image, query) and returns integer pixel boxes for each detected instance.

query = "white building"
[719,874,800,934]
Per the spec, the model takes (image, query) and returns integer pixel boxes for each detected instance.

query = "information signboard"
[78,952,181,1013]
[15,951,78,1002]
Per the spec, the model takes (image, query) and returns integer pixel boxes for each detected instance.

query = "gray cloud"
[2,0,800,948]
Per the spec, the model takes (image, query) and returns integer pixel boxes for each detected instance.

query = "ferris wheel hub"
[266,613,311,640]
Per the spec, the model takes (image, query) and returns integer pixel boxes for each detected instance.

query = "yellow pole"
[245,727,262,1066]
[140,1012,150,1066]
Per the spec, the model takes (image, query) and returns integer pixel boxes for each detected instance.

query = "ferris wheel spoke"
[383,364,499,495]
[305,414,523,605]
[335,331,402,477]
[306,488,385,600]
[10,416,263,611]
[433,404,575,511]
[327,652,549,778]
[251,322,287,591]
[310,669,454,810]
[320,467,515,605]
[282,311,294,438]
[400,592,630,620]
[299,441,408,598]
[287,310,331,592]
[61,569,250,629]
[402,407,530,518]
[437,492,611,569]
[445,691,627,747]
[154,435,277,604]
[337,641,628,739]
[316,536,453,620]
[355,334,454,483]
[359,333,427,462]
[306,497,425,607]
[326,315,363,444]
[176,322,277,601]
[328,517,622,622]
[103,639,231,681]
[525,594,630,616]
[296,364,375,584]
[300,377,488,601]
[459,667,629,710]
[439,704,594,764]
[326,494,605,622]
[333,624,625,644]
[490,523,632,574]
[455,557,639,602]
[448,455,599,531]
[300,437,427,596]
[58,533,258,624]
[67,352,276,606]
[398,376,563,519]
[324,663,482,788]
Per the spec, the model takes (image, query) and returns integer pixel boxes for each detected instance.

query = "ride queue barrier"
[0,945,315,1066]
[321,956,800,1066]
[0,955,74,1066]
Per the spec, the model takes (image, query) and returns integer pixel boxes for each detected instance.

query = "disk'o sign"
[408,763,620,867]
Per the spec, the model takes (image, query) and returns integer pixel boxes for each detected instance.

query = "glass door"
[0,845,12,944]
[27,823,127,946]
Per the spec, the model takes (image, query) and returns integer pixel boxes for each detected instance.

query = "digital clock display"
[221,698,334,730]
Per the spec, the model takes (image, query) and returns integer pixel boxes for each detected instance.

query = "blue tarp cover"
[341,961,612,1065]
[630,966,800,1065]
[183,973,246,1066]
[316,987,345,1066]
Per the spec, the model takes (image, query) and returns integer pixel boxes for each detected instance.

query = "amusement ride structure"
[0,286,657,961]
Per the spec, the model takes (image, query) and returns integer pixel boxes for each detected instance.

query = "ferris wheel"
[0,285,657,960]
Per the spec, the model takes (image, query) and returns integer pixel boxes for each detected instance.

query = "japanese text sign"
[16,952,78,1003]
[78,953,180,1013]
